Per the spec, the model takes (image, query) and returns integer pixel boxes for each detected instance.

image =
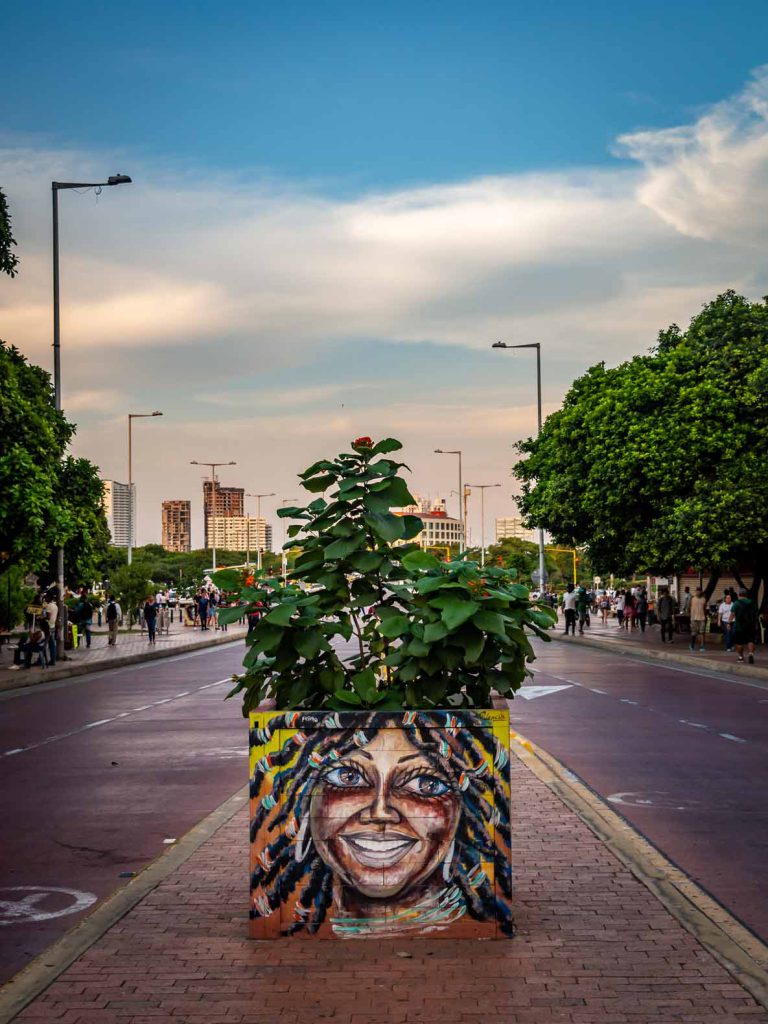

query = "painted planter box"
[249,706,513,939]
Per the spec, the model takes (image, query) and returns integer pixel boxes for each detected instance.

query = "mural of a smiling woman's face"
[309,729,461,899]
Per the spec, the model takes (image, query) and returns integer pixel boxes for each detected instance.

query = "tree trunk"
[703,572,720,601]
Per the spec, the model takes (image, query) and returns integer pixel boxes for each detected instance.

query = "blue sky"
[2,2,768,545]
[5,0,767,189]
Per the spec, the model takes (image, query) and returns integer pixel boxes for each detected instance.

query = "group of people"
[555,581,760,664]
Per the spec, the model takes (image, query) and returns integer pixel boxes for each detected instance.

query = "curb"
[0,785,249,1024]
[551,630,768,687]
[0,631,244,693]
[510,730,768,1010]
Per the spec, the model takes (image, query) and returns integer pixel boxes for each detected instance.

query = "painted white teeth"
[352,838,411,853]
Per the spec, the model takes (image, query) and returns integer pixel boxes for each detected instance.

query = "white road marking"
[0,886,97,925]
[589,688,608,694]
[680,720,708,729]
[518,684,573,700]
[719,733,747,743]
[1,677,232,758]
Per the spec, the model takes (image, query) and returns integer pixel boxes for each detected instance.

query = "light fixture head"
[107,174,132,186]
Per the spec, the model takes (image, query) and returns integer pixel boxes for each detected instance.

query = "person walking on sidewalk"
[576,585,590,634]
[636,588,648,632]
[689,588,707,652]
[657,588,675,643]
[106,594,120,646]
[732,589,758,664]
[718,593,735,652]
[44,589,58,665]
[198,588,210,631]
[562,583,578,636]
[143,595,158,644]
[76,588,94,648]
[615,590,625,628]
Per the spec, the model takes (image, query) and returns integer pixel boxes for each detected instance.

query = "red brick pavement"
[14,757,768,1024]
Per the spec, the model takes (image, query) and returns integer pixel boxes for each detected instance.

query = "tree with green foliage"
[0,341,107,584]
[109,562,157,623]
[0,188,19,278]
[514,291,768,605]
[221,436,555,714]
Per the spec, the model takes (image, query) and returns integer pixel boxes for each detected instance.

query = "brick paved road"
[13,755,768,1024]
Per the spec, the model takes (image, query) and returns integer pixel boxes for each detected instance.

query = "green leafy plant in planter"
[215,437,556,715]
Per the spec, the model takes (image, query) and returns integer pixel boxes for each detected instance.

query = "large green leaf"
[423,621,448,643]
[400,515,423,540]
[294,629,324,659]
[302,474,336,493]
[472,609,508,636]
[437,596,480,630]
[299,459,337,480]
[401,550,440,572]
[371,438,403,455]
[323,535,364,559]
[218,604,245,625]
[351,668,378,702]
[277,505,306,518]
[331,689,362,706]
[364,512,405,541]
[210,568,242,590]
[348,551,383,572]
[265,603,295,627]
[414,574,452,594]
[377,613,410,638]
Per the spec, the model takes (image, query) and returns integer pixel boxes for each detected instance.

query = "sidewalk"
[3,737,767,1023]
[552,615,768,683]
[0,621,246,692]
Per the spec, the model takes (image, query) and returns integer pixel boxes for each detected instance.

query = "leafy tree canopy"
[0,188,19,278]
[0,340,107,581]
[514,291,768,583]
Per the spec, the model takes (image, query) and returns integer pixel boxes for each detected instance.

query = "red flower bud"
[353,436,373,448]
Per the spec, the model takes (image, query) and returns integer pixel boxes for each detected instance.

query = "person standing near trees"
[657,588,675,644]
[198,588,210,631]
[106,594,120,646]
[732,589,758,664]
[636,588,649,633]
[718,593,735,652]
[143,595,158,644]
[562,582,578,636]
[44,589,58,665]
[576,584,590,634]
[689,588,707,652]
[76,588,94,648]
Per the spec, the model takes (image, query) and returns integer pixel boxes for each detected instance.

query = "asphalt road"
[2,636,766,985]
[512,636,768,944]
[0,642,248,984]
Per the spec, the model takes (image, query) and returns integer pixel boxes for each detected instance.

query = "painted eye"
[401,774,450,797]
[324,765,369,788]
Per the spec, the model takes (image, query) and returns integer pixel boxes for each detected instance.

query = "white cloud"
[2,68,768,545]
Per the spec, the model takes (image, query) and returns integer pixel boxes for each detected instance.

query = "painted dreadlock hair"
[249,709,513,936]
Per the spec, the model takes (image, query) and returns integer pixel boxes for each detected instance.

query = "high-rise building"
[102,480,133,548]
[203,480,244,540]
[162,500,192,552]
[205,516,272,553]
[495,516,537,543]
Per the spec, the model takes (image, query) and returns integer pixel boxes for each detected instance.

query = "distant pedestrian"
[623,591,636,631]
[636,589,648,633]
[689,588,707,652]
[657,589,675,644]
[599,592,611,625]
[717,593,735,652]
[576,585,590,635]
[562,583,578,636]
[76,588,94,648]
[44,589,58,665]
[615,591,625,628]
[679,586,692,617]
[106,594,120,646]
[732,589,758,664]
[198,589,210,631]
[143,595,158,644]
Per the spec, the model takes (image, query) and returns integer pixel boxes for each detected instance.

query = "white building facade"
[206,516,272,553]
[495,516,537,544]
[102,480,133,548]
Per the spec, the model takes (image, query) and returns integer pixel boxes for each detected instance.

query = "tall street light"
[467,483,501,567]
[434,449,464,552]
[127,412,163,565]
[245,492,275,570]
[190,460,237,572]
[492,341,546,589]
[51,173,132,652]
[281,499,298,577]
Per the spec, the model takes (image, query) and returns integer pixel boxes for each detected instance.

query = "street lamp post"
[51,173,132,652]
[127,412,163,565]
[246,492,276,571]
[190,460,237,572]
[434,449,464,552]
[280,499,298,577]
[492,341,546,588]
[467,484,501,567]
